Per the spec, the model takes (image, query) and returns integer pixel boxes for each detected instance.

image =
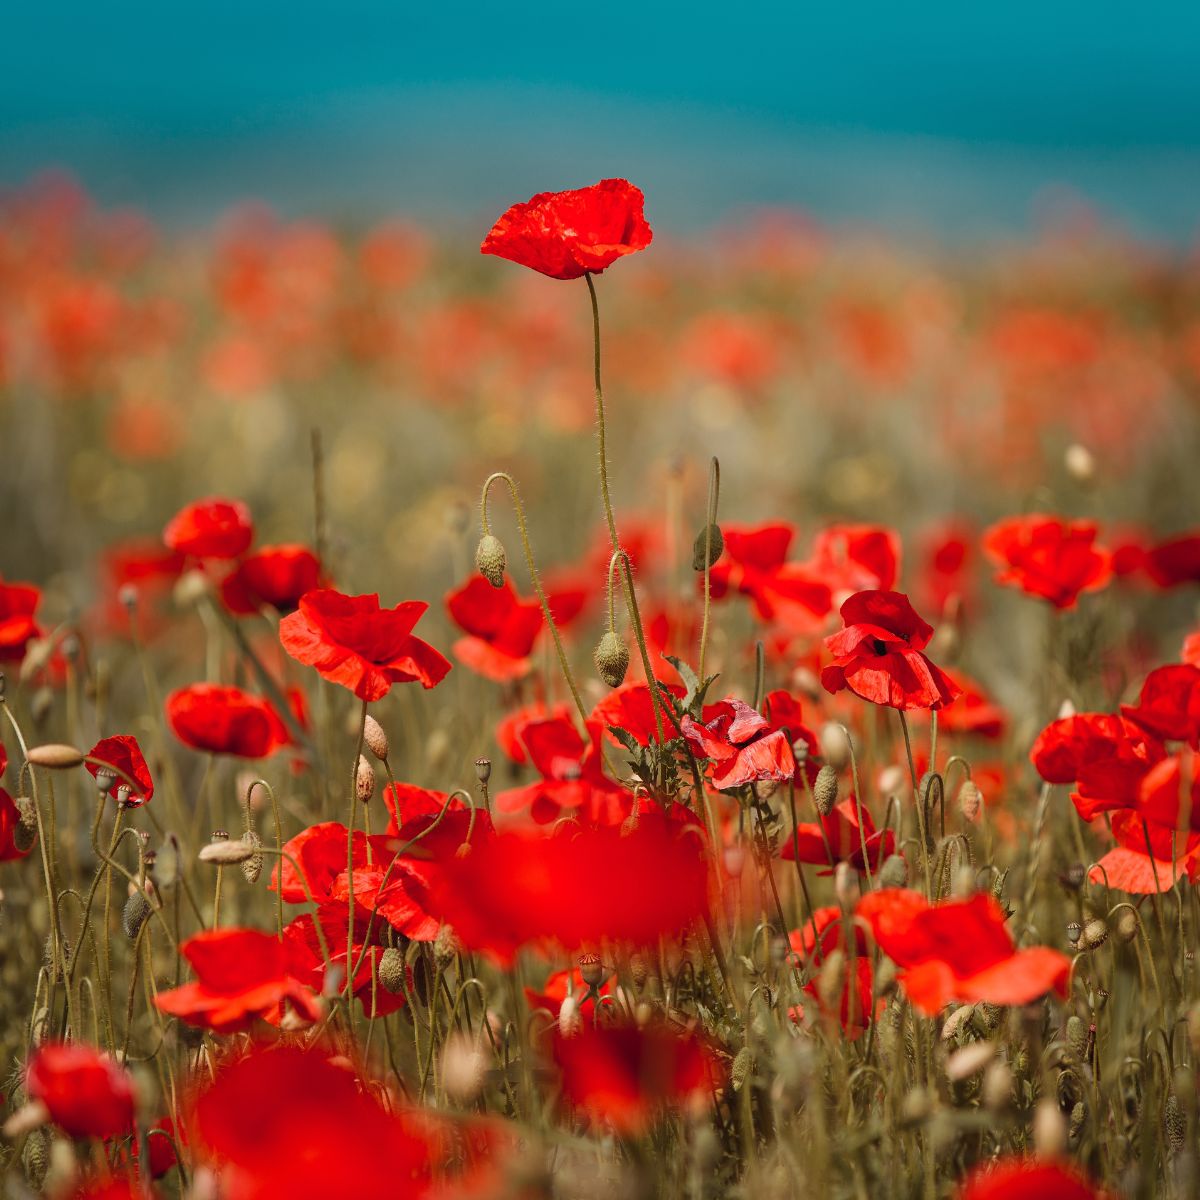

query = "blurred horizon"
[3,2,1200,240]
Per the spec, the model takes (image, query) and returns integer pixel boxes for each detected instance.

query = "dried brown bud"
[240,830,264,884]
[593,630,630,689]
[26,744,85,769]
[355,755,376,803]
[363,715,389,762]
[1081,918,1108,951]
[691,523,724,571]
[812,765,839,816]
[958,780,982,822]
[475,534,507,588]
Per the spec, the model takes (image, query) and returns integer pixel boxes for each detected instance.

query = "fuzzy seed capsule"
[363,715,389,762]
[355,755,376,803]
[434,925,460,970]
[812,765,839,816]
[877,853,909,889]
[593,631,630,689]
[730,1046,753,1092]
[1081,918,1108,950]
[122,892,152,940]
[378,947,406,994]
[691,523,724,571]
[475,535,507,588]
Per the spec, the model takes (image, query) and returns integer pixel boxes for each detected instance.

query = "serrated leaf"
[664,655,701,701]
[606,725,643,757]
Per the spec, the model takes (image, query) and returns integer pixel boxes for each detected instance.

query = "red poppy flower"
[918,518,975,617]
[551,1022,720,1133]
[789,907,870,964]
[272,821,392,906]
[760,688,821,784]
[525,965,613,1020]
[787,908,875,1038]
[591,681,687,749]
[220,543,322,614]
[445,575,542,683]
[821,590,960,711]
[1089,809,1200,893]
[931,671,1007,739]
[187,1044,437,1200]
[706,522,831,628]
[982,514,1112,608]
[0,576,41,662]
[955,1158,1108,1200]
[95,537,185,639]
[155,927,323,1033]
[1120,663,1200,747]
[0,787,31,861]
[421,816,709,963]
[279,589,451,701]
[857,888,1070,1014]
[808,523,901,598]
[681,697,797,791]
[166,684,290,758]
[495,717,630,825]
[781,797,895,874]
[163,496,253,559]
[1142,532,1200,587]
[481,179,652,280]
[25,1042,135,1140]
[1184,630,1200,668]
[85,734,154,806]
[494,700,573,764]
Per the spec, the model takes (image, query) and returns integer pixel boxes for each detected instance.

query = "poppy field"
[2,171,1200,1198]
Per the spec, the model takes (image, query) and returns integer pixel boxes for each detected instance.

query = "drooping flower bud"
[240,830,264,884]
[877,853,909,889]
[122,892,152,940]
[812,765,839,816]
[593,631,630,689]
[475,534,507,588]
[691,523,724,571]
[355,755,376,804]
[957,780,982,822]
[378,947,406,994]
[363,715,389,762]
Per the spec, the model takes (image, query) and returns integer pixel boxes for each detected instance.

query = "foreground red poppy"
[85,733,154,805]
[682,696,797,790]
[25,1042,136,1140]
[481,178,652,280]
[445,573,543,682]
[279,589,451,701]
[166,683,290,758]
[954,1157,1108,1200]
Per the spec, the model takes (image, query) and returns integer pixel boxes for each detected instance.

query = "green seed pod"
[240,829,264,885]
[475,535,507,588]
[378,947,406,994]
[593,630,630,689]
[812,765,839,816]
[122,892,152,940]
[1066,1015,1088,1058]
[877,853,909,890]
[691,523,724,571]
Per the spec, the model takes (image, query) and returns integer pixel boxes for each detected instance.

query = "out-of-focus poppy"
[781,797,894,874]
[591,681,687,749]
[525,965,613,1020]
[954,1158,1108,1200]
[929,671,1007,739]
[163,496,254,560]
[85,734,154,805]
[982,515,1111,608]
[279,589,451,701]
[1142,532,1200,587]
[1089,808,1200,893]
[707,522,831,628]
[481,179,652,280]
[0,577,41,662]
[821,590,960,711]
[155,927,323,1033]
[445,575,542,683]
[165,684,290,758]
[807,523,901,598]
[25,1042,135,1140]
[494,700,573,764]
[220,544,322,615]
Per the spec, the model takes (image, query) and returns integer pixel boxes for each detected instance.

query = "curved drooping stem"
[698,456,720,682]
[585,272,620,553]
[480,471,588,726]
[606,549,664,747]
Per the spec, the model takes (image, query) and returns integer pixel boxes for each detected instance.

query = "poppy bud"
[819,723,851,771]
[198,837,257,865]
[475,534,507,588]
[1066,1015,1087,1057]
[1061,863,1085,891]
[877,765,905,798]
[834,861,859,908]
[355,755,376,803]
[13,797,37,852]
[363,715,389,762]
[593,631,630,689]
[940,1005,974,1043]
[812,765,839,816]
[440,1034,487,1104]
[1114,908,1139,944]
[957,780,982,822]
[122,892,151,940]
[982,1061,1013,1112]
[815,949,845,1013]
[434,925,460,970]
[1164,1093,1185,1153]
[558,994,582,1037]
[240,830,264,884]
[730,1046,753,1092]
[1069,1100,1086,1143]
[629,952,649,989]
[173,569,213,608]
[578,952,604,989]
[473,757,492,784]
[951,867,975,898]
[1066,921,1082,945]
[378,947,406,994]
[900,1088,933,1127]
[877,853,909,889]
[1064,443,1096,483]
[1081,918,1108,950]
[691,523,724,571]
[26,744,86,770]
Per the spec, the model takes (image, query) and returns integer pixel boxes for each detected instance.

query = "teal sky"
[3,2,1199,235]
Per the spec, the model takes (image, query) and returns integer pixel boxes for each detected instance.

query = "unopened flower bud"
[958,780,982,822]
[730,1046,753,1092]
[378,947,406,994]
[434,925,460,970]
[593,630,630,689]
[240,830,264,884]
[877,764,905,797]
[834,861,859,908]
[1064,443,1095,483]
[1033,1098,1066,1157]
[26,744,85,770]
[877,854,909,889]
[819,723,851,771]
[982,1061,1013,1111]
[558,994,582,1037]
[691,523,724,571]
[441,1034,487,1104]
[363,715,389,761]
[815,949,845,1013]
[1066,1015,1088,1057]
[122,892,152,940]
[475,534,507,588]
[355,755,376,803]
[198,836,257,865]
[812,765,839,815]
[1114,908,1139,944]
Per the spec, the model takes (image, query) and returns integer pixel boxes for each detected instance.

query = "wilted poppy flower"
[551,1021,720,1133]
[26,1042,135,1140]
[166,683,290,758]
[0,576,41,662]
[187,1044,438,1200]
[707,522,831,628]
[155,927,323,1033]
[279,589,451,701]
[821,590,960,711]
[422,816,709,962]
[445,575,542,682]
[982,515,1111,608]
[496,717,630,825]
[682,697,797,790]
[220,543,322,614]
[782,797,894,874]
[481,179,652,280]
[955,1157,1108,1200]
[857,888,1070,1014]
[163,496,253,559]
[85,734,153,805]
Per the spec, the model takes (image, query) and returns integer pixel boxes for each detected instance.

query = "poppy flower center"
[872,638,889,656]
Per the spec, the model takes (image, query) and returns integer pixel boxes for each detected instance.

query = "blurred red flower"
[494,699,573,764]
[0,577,42,662]
[954,1158,1108,1200]
[932,671,1007,739]
[857,889,1070,1014]
[280,589,451,701]
[821,590,960,711]
[481,179,652,280]
[808,523,901,598]
[445,574,543,682]
[85,734,154,805]
[982,514,1111,608]
[155,927,323,1033]
[781,797,894,874]
[1120,663,1200,747]
[551,1022,720,1133]
[1142,532,1200,587]
[0,787,32,861]
[163,496,254,559]
[25,1042,135,1140]
[681,697,796,790]
[707,522,831,628]
[166,683,290,758]
[220,544,322,614]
